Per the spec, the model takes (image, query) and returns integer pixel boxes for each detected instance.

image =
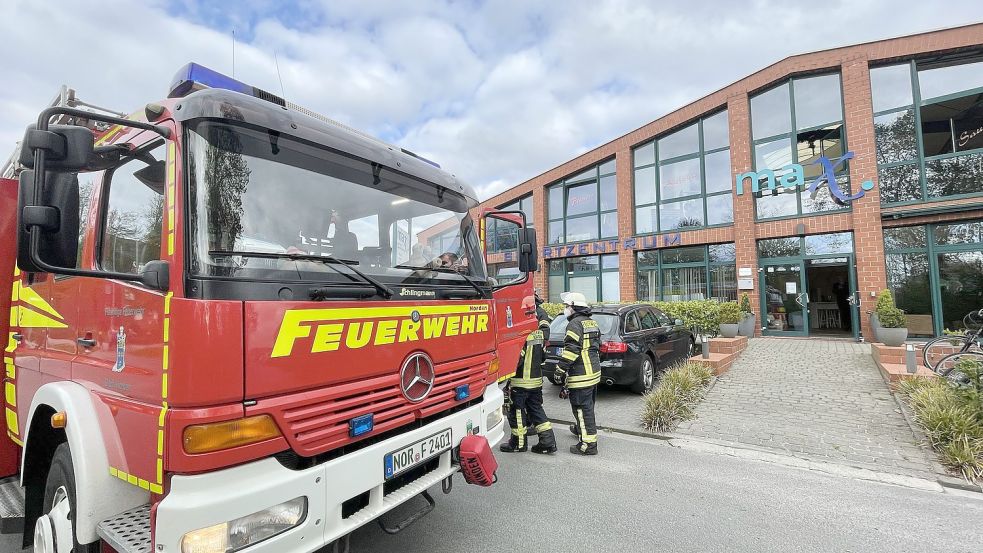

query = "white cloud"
[1,0,981,201]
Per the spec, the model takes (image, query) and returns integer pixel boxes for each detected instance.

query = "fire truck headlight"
[486,406,503,430]
[181,497,308,553]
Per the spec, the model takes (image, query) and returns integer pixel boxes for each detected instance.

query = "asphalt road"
[4,432,981,552]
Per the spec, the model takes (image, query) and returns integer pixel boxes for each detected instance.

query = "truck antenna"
[274,51,286,99]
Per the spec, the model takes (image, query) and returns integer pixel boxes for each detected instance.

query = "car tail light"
[600,341,627,353]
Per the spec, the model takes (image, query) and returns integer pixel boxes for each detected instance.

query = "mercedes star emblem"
[399,352,436,403]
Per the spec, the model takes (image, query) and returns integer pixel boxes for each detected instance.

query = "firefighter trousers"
[568,386,598,448]
[506,386,553,449]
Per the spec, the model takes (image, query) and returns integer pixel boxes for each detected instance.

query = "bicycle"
[922,309,983,372]
[932,350,983,387]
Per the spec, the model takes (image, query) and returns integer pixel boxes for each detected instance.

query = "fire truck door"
[42,276,78,381]
[483,212,536,381]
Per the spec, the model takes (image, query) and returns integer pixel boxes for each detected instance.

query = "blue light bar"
[454,385,470,402]
[168,62,286,107]
[349,413,374,437]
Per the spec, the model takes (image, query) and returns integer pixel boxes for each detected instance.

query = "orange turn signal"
[50,412,67,429]
[487,357,500,375]
[183,414,281,454]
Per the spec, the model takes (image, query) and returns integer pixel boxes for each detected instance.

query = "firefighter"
[554,291,601,455]
[500,292,557,454]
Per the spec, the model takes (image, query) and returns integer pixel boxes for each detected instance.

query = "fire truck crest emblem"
[112,326,126,373]
[506,306,513,328]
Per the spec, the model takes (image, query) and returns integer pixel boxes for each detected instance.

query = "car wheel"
[687,338,695,358]
[36,443,100,553]
[630,356,655,394]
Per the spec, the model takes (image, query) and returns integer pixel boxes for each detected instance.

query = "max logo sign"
[735,151,875,204]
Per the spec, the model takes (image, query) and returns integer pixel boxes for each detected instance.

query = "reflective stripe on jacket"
[558,312,601,389]
[511,318,550,389]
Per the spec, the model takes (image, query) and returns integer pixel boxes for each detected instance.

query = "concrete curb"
[668,434,948,494]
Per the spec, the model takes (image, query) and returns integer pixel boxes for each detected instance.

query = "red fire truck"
[0,63,538,552]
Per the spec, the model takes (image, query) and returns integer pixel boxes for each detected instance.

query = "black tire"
[687,338,696,359]
[934,351,983,386]
[631,356,655,394]
[922,335,970,371]
[42,443,100,553]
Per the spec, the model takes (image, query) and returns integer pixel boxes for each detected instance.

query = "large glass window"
[749,74,848,220]
[883,220,983,336]
[487,194,533,253]
[547,160,617,244]
[870,58,983,206]
[633,109,732,234]
[635,243,737,302]
[547,254,620,303]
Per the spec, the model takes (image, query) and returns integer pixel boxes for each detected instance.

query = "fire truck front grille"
[271,356,491,457]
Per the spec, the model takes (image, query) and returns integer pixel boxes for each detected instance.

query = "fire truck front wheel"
[35,443,99,553]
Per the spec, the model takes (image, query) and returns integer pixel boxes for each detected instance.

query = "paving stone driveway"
[675,338,938,478]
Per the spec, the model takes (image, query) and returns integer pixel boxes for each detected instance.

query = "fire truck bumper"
[154,384,504,552]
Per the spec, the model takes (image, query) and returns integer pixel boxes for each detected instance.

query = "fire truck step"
[97,503,151,553]
[0,476,25,534]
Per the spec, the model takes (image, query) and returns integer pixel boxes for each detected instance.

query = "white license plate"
[384,429,452,480]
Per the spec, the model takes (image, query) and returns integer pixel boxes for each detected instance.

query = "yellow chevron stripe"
[16,283,65,323]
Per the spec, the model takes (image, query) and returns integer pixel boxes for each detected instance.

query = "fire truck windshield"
[185,120,487,288]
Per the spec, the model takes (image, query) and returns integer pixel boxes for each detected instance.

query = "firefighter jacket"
[557,311,602,389]
[511,317,551,389]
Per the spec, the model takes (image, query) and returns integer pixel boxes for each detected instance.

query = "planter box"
[737,314,756,337]
[720,323,739,338]
[879,327,908,347]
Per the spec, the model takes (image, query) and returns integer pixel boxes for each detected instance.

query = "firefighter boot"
[499,439,527,453]
[530,430,557,454]
[570,442,598,456]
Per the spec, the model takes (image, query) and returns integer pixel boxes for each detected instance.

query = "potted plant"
[869,289,894,343]
[875,290,908,346]
[877,307,908,346]
[718,301,741,338]
[737,293,755,337]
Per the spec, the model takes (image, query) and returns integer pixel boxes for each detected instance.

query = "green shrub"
[940,436,983,481]
[640,361,714,432]
[878,306,907,329]
[875,289,896,314]
[718,301,741,325]
[738,293,752,315]
[541,298,725,336]
[896,374,983,482]
[541,302,564,319]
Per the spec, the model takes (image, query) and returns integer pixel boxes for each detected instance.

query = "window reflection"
[793,74,843,131]
[751,83,792,139]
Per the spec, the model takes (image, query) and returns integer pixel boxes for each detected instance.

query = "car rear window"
[549,313,618,336]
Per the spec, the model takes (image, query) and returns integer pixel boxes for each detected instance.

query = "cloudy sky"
[1,1,981,200]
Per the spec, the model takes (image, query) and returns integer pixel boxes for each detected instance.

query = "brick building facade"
[476,23,983,340]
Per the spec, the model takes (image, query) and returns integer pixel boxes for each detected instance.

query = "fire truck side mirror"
[19,125,94,172]
[517,228,538,273]
[140,260,170,291]
[16,170,79,272]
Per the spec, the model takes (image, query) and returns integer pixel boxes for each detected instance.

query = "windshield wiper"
[209,250,394,299]
[430,267,487,298]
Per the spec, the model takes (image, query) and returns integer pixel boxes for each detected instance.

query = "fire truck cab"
[0,63,538,552]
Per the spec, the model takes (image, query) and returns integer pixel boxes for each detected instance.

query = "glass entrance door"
[761,262,808,336]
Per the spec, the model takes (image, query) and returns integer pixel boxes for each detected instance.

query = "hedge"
[539,300,722,336]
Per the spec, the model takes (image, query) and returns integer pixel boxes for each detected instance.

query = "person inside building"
[554,291,602,455]
[833,280,852,331]
[500,291,557,454]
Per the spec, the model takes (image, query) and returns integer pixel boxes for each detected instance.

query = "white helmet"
[560,291,589,308]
